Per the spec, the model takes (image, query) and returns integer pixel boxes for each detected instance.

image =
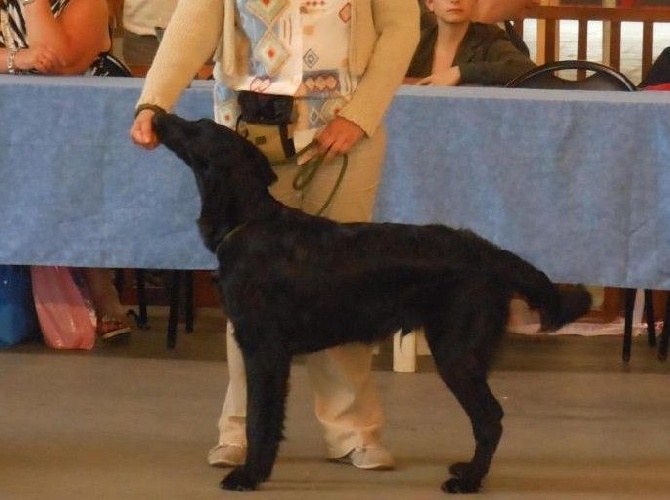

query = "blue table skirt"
[2,77,670,289]
[1,76,215,270]
[376,86,670,290]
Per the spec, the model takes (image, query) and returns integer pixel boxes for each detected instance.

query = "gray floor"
[2,306,670,500]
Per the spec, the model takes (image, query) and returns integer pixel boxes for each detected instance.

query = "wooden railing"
[512,5,670,80]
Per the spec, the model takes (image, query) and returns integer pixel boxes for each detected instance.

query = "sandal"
[97,312,136,340]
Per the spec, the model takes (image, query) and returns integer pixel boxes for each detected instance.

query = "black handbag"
[236,91,296,162]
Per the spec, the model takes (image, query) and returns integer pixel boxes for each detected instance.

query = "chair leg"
[135,269,149,328]
[184,271,194,333]
[167,270,180,350]
[643,289,656,347]
[623,288,636,362]
[658,294,670,361]
[113,269,125,293]
[114,269,149,328]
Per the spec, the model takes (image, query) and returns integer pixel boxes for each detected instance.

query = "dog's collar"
[215,222,249,254]
[225,222,249,241]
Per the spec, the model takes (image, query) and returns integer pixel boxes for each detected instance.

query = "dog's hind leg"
[220,342,291,492]
[424,287,507,493]
[437,359,503,494]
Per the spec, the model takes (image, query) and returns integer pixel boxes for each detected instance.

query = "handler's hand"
[130,109,160,149]
[315,116,365,164]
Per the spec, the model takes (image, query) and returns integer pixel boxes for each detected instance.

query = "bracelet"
[7,49,18,74]
[134,103,167,118]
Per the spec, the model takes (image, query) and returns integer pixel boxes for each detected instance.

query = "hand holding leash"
[314,116,365,164]
[270,137,349,217]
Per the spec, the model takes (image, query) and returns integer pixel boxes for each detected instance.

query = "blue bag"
[0,265,41,348]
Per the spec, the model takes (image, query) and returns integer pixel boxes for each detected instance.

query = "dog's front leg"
[220,344,291,492]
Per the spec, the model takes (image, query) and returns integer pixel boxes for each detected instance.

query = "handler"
[129,0,540,472]
[130,0,419,471]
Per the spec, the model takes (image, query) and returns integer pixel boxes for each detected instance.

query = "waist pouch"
[236,91,296,163]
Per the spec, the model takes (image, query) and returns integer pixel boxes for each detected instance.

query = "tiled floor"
[2,306,669,499]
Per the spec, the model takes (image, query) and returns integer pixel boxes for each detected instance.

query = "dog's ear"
[239,139,278,187]
[196,218,221,253]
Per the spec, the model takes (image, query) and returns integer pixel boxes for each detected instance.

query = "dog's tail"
[496,249,592,332]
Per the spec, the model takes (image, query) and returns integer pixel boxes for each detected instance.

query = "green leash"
[270,141,348,216]
[220,142,348,250]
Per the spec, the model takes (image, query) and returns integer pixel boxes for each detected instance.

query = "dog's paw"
[441,462,482,494]
[219,467,259,492]
[441,477,480,494]
[448,462,472,478]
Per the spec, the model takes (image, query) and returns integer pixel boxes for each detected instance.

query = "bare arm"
[1,44,60,74]
[22,0,110,75]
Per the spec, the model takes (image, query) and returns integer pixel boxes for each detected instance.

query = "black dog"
[152,112,592,494]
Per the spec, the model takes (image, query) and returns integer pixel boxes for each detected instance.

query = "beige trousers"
[217,127,388,458]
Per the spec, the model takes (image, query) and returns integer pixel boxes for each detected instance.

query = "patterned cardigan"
[136,0,420,137]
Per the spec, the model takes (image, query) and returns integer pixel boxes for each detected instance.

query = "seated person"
[1,0,110,75]
[420,0,539,28]
[407,0,536,86]
[1,0,133,339]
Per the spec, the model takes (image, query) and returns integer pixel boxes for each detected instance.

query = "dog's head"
[152,112,276,186]
[152,112,278,252]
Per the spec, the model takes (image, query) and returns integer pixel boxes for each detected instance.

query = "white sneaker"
[207,443,247,468]
[333,445,396,470]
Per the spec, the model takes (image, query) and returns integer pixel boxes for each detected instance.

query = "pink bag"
[31,266,95,350]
